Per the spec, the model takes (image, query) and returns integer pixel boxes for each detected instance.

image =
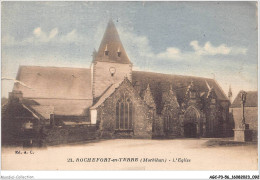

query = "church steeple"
[94,19,131,64]
[91,20,133,99]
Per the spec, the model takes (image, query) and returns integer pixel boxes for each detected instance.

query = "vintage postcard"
[1,1,259,179]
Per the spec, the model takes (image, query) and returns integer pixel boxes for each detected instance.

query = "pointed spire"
[205,80,213,97]
[94,19,131,64]
[228,84,232,102]
[146,83,151,91]
[186,80,195,94]
[169,84,173,91]
[169,84,175,96]
[144,83,156,109]
[186,80,198,100]
[162,84,179,109]
[190,80,194,87]
[92,49,97,62]
[205,80,211,91]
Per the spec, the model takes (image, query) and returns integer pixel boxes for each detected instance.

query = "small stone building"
[230,91,258,141]
[2,20,232,146]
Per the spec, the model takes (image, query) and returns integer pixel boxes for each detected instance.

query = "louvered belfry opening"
[94,19,131,64]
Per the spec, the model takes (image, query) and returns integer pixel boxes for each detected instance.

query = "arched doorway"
[184,123,197,138]
[184,106,200,138]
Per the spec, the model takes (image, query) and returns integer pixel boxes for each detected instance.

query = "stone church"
[2,20,232,146]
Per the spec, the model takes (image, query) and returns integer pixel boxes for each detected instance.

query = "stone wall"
[44,125,96,146]
[161,89,182,138]
[231,107,258,141]
[96,80,153,139]
[152,115,165,138]
[92,61,132,99]
[170,118,183,137]
[54,115,90,126]
[220,101,234,137]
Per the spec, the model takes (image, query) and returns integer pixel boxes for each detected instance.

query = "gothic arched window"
[163,106,172,132]
[116,94,133,130]
[164,115,170,132]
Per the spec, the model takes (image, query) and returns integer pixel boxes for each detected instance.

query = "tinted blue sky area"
[2,1,258,100]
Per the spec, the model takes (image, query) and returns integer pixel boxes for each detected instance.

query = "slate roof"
[14,66,93,116]
[21,98,89,117]
[231,91,258,108]
[90,80,127,110]
[29,105,54,120]
[90,83,119,110]
[13,66,228,116]
[14,66,92,99]
[25,98,92,116]
[11,20,229,117]
[132,71,229,113]
[94,20,131,64]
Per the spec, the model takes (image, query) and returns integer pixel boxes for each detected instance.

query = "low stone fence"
[44,125,97,146]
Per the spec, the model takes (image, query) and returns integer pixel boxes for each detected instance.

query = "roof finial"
[146,83,151,91]
[92,48,97,60]
[169,84,174,94]
[228,84,232,102]
[205,80,212,91]
[188,80,194,90]
[144,83,156,109]
[169,84,176,96]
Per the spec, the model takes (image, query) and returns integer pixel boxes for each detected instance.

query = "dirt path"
[1,139,258,170]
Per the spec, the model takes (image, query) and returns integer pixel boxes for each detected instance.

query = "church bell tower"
[91,20,132,100]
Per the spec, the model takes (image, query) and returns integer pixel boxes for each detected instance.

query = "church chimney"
[9,90,23,104]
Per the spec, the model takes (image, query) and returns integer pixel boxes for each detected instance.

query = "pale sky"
[1,1,258,102]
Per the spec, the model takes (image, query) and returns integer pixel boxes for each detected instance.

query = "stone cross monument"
[233,91,251,141]
[240,91,247,125]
